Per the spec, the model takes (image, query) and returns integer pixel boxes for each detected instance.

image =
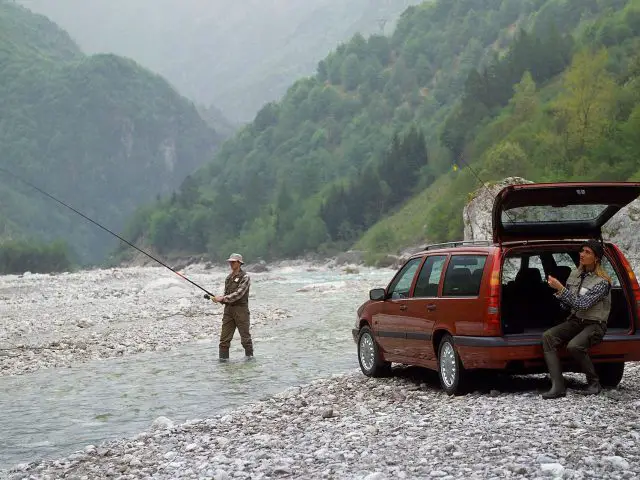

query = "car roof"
[411,239,618,259]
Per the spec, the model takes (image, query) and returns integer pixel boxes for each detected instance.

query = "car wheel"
[595,362,625,388]
[357,326,391,377]
[438,334,467,395]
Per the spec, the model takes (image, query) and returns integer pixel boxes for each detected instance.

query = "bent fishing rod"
[0,166,215,297]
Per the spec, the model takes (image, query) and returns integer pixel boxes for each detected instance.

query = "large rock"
[603,198,640,275]
[463,177,533,241]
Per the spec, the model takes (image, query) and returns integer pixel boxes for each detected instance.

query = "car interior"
[500,249,632,335]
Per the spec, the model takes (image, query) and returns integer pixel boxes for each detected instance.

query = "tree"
[341,53,361,91]
[481,141,529,179]
[555,49,617,157]
[509,71,538,124]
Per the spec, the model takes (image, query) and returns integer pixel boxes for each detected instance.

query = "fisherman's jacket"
[223,269,250,307]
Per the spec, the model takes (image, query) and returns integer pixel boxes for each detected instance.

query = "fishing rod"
[0,166,215,297]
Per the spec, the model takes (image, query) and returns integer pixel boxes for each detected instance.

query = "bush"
[0,240,74,274]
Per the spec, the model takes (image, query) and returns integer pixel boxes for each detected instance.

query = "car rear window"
[502,204,609,224]
[442,255,487,297]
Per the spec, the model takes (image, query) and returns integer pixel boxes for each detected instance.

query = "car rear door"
[492,182,640,243]
[403,254,447,363]
[434,254,489,337]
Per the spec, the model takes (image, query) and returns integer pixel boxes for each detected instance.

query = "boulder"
[334,250,365,266]
[463,176,533,241]
[245,260,269,273]
[603,198,640,275]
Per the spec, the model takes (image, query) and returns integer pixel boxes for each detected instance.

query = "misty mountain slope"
[17,0,423,122]
[124,0,640,264]
[120,0,553,261]
[0,1,218,263]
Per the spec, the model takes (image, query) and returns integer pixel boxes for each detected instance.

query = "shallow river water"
[0,265,393,470]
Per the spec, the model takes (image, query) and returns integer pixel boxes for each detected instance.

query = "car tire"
[438,334,467,395]
[357,326,391,377]
[595,362,625,388]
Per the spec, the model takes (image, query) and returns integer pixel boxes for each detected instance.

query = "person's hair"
[581,259,612,284]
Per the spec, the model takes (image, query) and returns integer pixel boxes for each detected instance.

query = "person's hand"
[214,295,225,303]
[547,275,564,291]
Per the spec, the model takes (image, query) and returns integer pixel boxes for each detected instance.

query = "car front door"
[373,257,422,357]
[404,255,448,364]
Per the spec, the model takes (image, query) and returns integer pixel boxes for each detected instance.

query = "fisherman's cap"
[227,253,244,264]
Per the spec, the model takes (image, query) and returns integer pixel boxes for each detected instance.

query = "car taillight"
[612,245,640,326]
[485,265,502,336]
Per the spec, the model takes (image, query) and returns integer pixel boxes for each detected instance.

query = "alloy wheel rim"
[359,333,375,372]
[440,342,457,388]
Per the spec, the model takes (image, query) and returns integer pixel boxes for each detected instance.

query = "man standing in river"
[205,253,253,361]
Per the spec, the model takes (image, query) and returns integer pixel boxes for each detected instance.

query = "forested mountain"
[0,1,218,263]
[18,0,423,123]
[125,0,640,265]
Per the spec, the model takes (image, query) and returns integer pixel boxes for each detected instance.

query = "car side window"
[413,255,447,297]
[442,255,487,297]
[387,257,422,299]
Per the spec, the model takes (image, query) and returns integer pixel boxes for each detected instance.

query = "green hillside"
[127,0,640,264]
[359,0,640,257]
[0,1,218,263]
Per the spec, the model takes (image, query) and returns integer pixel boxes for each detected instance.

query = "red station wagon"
[353,182,640,395]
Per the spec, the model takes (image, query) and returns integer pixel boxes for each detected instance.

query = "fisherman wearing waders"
[205,253,253,361]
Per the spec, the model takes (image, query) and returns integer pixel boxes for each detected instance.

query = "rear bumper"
[455,333,640,370]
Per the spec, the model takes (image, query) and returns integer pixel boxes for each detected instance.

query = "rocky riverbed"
[0,265,292,377]
[6,366,640,480]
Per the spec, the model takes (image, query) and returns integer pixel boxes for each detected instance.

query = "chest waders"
[219,270,253,361]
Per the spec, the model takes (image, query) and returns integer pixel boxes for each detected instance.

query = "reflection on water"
[0,268,392,469]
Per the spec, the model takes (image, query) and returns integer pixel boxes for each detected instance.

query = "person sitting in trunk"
[541,239,612,399]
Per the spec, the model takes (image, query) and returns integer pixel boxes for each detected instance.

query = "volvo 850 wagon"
[353,182,640,394]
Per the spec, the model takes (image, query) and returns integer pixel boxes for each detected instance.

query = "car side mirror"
[369,288,386,301]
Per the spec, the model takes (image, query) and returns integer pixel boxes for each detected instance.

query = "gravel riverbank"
[6,365,640,480]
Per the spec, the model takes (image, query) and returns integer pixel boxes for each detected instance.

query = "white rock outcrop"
[463,176,533,242]
[603,198,640,274]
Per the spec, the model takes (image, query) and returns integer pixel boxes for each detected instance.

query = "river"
[0,264,394,470]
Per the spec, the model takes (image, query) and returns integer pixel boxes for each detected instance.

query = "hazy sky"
[19,0,423,122]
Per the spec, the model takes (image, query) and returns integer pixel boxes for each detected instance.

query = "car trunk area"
[500,247,632,335]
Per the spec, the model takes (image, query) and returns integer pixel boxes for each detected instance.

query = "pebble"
[2,366,636,479]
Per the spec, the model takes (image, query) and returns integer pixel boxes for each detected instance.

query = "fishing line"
[0,166,215,296]
[455,156,517,223]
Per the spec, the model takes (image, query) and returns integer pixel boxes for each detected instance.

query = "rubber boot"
[244,346,254,360]
[572,352,601,395]
[542,352,566,399]
[219,347,229,362]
